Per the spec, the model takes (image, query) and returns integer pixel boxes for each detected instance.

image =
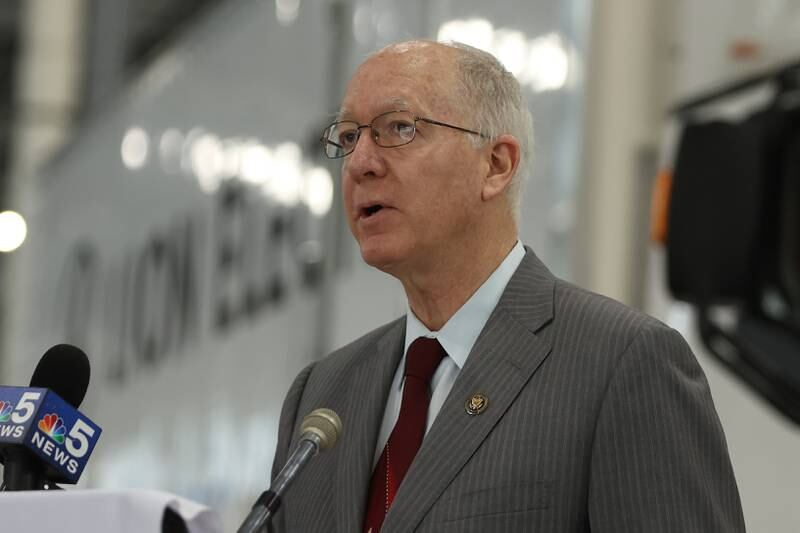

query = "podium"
[0,488,223,532]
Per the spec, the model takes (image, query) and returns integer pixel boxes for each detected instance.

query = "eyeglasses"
[320,110,486,159]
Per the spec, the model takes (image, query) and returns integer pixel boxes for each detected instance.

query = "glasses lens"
[323,121,359,158]
[372,111,416,147]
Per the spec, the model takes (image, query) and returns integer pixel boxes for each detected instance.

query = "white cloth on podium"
[0,488,223,533]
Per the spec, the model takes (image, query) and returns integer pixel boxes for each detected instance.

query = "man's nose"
[344,129,386,181]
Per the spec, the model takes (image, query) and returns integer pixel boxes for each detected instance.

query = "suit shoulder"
[551,278,674,351]
[554,278,655,323]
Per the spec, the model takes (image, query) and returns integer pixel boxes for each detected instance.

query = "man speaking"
[269,40,745,532]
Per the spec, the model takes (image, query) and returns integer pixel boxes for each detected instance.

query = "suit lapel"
[334,317,406,533]
[382,250,556,532]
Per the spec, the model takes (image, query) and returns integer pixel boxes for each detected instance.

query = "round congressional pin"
[465,393,488,415]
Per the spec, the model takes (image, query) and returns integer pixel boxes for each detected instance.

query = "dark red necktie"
[363,337,445,533]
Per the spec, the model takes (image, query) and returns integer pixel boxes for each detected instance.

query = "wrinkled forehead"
[339,45,462,121]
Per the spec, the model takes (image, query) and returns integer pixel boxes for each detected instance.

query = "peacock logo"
[0,401,11,422]
[38,413,66,444]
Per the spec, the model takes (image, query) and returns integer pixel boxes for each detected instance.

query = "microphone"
[30,343,91,408]
[0,344,102,490]
[238,408,342,533]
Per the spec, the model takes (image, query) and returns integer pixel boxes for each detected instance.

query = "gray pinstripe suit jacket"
[270,249,745,532]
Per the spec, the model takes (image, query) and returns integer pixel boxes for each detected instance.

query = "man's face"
[339,45,488,277]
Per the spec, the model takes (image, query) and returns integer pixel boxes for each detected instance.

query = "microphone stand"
[237,433,322,533]
[2,448,47,491]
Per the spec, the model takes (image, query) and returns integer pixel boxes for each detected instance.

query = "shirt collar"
[404,240,526,372]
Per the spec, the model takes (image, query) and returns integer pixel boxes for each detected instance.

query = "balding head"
[341,41,462,123]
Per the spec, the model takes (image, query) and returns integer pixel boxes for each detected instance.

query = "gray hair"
[444,41,534,223]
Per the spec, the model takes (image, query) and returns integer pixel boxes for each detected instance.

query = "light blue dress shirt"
[372,240,526,466]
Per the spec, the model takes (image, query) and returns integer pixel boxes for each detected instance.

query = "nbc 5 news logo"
[0,398,27,439]
[0,391,95,475]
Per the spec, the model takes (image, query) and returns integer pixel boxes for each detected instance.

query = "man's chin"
[359,244,404,274]
[360,250,396,272]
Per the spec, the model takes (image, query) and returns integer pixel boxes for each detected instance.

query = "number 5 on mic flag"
[0,386,102,484]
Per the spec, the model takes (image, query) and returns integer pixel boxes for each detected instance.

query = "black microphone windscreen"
[29,344,91,408]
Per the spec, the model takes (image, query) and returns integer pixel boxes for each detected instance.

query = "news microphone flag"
[0,386,101,484]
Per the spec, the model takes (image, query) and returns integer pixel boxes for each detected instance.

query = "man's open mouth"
[361,204,384,218]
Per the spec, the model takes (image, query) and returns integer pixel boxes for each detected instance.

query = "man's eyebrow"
[388,97,411,109]
[335,108,350,122]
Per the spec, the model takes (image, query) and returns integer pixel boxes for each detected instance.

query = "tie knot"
[404,337,445,382]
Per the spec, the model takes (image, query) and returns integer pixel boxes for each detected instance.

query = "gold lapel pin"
[465,393,488,415]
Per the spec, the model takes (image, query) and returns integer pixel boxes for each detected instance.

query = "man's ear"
[482,134,521,201]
